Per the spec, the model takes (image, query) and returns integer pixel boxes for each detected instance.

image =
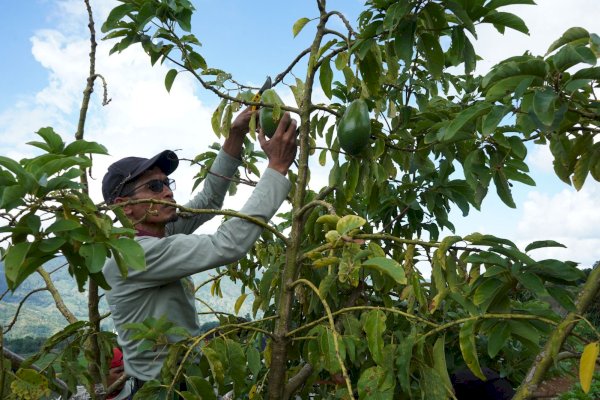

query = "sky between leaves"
[0,0,599,275]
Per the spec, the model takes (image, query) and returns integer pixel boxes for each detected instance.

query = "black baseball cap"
[102,150,179,204]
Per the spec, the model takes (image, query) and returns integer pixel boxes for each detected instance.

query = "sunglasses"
[121,178,176,197]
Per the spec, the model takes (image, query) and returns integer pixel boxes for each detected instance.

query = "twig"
[327,11,356,37]
[2,347,70,397]
[3,288,48,334]
[297,199,336,218]
[108,198,289,244]
[274,48,312,86]
[290,278,354,399]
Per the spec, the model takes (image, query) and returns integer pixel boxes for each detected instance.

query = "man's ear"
[113,197,134,217]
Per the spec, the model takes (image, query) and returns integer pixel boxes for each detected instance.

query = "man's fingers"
[257,128,267,148]
[272,112,292,138]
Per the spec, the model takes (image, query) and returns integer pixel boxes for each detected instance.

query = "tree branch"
[273,48,312,87]
[290,278,354,399]
[514,260,600,399]
[108,198,289,244]
[2,347,70,397]
[37,268,77,324]
[283,363,313,399]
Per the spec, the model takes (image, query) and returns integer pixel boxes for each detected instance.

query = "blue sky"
[1,0,599,271]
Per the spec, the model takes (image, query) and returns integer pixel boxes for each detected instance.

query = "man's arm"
[167,107,256,235]
[124,112,298,285]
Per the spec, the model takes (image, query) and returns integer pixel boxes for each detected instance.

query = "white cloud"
[528,144,555,174]
[516,185,600,267]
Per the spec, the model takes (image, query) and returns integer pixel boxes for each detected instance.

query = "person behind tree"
[69,347,132,400]
[101,108,297,389]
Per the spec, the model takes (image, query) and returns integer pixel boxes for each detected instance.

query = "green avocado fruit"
[259,89,284,138]
[337,99,371,155]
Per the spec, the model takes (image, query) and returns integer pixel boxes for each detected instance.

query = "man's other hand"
[259,112,297,175]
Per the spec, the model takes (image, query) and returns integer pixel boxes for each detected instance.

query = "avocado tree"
[2,0,600,399]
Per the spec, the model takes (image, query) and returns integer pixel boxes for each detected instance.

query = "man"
[101,108,297,385]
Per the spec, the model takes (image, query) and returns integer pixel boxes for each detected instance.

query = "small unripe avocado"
[337,99,371,155]
[259,89,284,138]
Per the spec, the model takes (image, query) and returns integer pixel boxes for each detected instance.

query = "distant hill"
[0,258,256,340]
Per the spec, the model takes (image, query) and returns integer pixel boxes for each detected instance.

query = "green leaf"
[493,168,516,208]
[509,320,540,346]
[292,17,310,37]
[344,159,360,201]
[487,322,511,358]
[165,68,178,92]
[38,237,66,253]
[482,58,547,98]
[176,8,193,32]
[572,66,600,80]
[459,320,486,380]
[526,259,585,282]
[203,345,225,385]
[482,11,529,35]
[108,237,146,270]
[63,140,108,156]
[224,339,246,397]
[357,366,394,400]
[533,87,558,125]
[473,278,504,306]
[247,346,261,377]
[572,152,590,191]
[394,17,416,65]
[319,57,333,99]
[101,3,134,33]
[482,105,509,136]
[1,185,27,209]
[525,240,567,252]
[445,1,476,36]
[358,42,383,97]
[432,336,453,391]
[442,102,492,141]
[320,328,345,374]
[547,286,576,312]
[186,376,216,400]
[517,272,549,297]
[336,215,366,236]
[188,51,207,70]
[363,257,407,284]
[37,127,65,152]
[46,218,81,233]
[507,136,527,159]
[79,243,108,274]
[546,27,590,54]
[486,0,536,10]
[4,242,32,284]
[419,33,444,79]
[363,310,386,365]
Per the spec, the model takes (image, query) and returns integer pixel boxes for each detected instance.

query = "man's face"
[107,364,125,392]
[119,167,178,226]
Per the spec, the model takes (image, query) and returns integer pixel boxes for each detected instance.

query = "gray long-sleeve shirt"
[103,150,290,381]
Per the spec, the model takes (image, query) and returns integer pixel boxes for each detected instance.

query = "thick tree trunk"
[267,2,329,399]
